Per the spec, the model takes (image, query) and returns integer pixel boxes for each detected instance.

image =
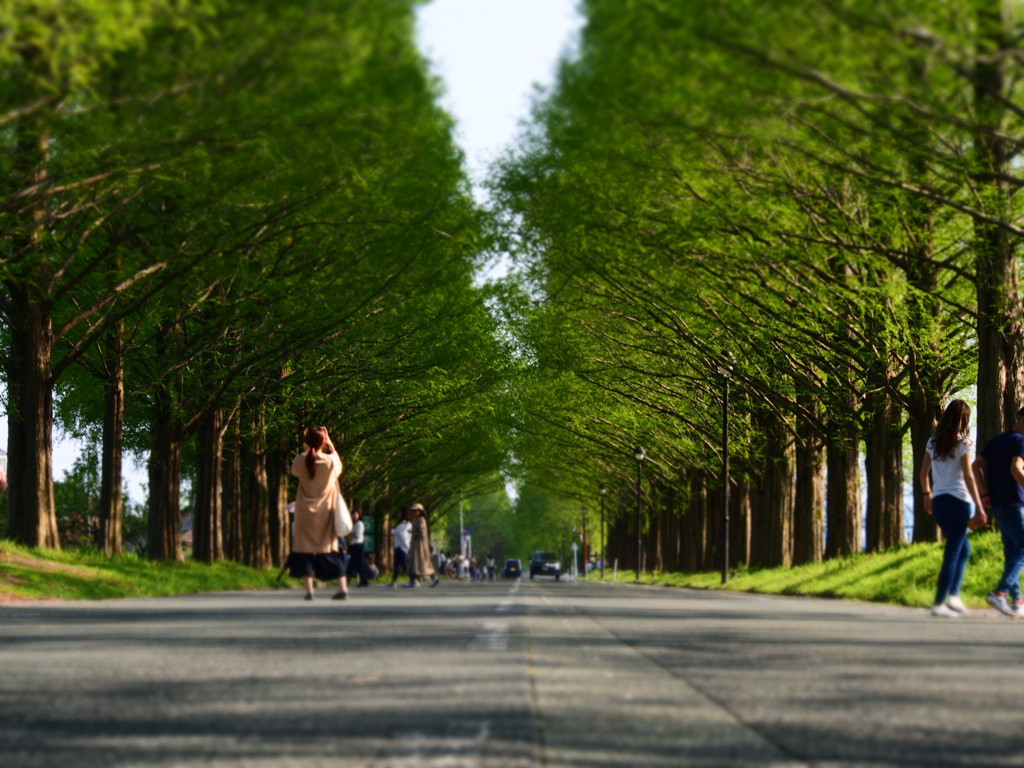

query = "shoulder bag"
[334,485,354,537]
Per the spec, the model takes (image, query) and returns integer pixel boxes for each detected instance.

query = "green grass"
[601,529,1007,609]
[2,532,1010,607]
[0,540,287,601]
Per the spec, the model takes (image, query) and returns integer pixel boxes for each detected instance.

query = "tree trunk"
[268,442,291,567]
[681,474,706,572]
[651,485,665,573]
[901,36,946,545]
[663,483,682,572]
[906,337,943,544]
[222,412,244,563]
[147,378,183,562]
[825,419,861,558]
[908,392,940,543]
[864,389,905,552]
[974,3,1024,446]
[97,321,125,556]
[245,404,272,569]
[750,413,794,569]
[793,393,825,565]
[729,478,751,569]
[975,222,1024,445]
[701,473,720,573]
[6,286,60,549]
[5,114,59,550]
[193,408,224,563]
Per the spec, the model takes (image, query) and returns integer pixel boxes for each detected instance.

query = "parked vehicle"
[529,551,561,581]
[502,558,522,579]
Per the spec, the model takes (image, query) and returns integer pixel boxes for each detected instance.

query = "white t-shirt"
[392,520,412,552]
[926,437,973,503]
[350,519,365,545]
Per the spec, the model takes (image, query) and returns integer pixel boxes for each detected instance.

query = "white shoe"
[945,595,968,614]
[1012,601,1024,618]
[931,604,961,618]
[987,592,1015,617]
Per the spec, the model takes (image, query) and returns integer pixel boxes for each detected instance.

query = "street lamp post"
[600,484,608,579]
[634,446,646,580]
[581,507,588,579]
[717,352,734,584]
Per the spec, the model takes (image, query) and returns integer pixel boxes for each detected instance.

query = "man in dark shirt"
[972,407,1024,617]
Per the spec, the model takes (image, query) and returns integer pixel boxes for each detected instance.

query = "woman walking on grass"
[919,400,987,618]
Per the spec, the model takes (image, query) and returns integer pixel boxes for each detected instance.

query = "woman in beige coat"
[405,503,439,588]
[289,426,348,601]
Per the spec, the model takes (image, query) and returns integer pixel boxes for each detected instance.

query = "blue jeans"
[931,494,972,605]
[995,506,1024,602]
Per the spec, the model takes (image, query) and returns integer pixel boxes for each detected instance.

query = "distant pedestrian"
[405,503,440,588]
[389,507,412,588]
[972,407,1024,617]
[289,426,348,601]
[0,468,7,492]
[347,510,371,588]
[365,553,380,581]
[486,554,496,581]
[919,400,986,618]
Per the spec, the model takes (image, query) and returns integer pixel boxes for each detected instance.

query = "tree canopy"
[5,0,1023,575]
[491,0,1024,571]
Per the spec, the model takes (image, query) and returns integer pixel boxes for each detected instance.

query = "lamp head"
[634,446,646,463]
[717,349,736,378]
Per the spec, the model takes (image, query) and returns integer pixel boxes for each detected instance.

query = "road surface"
[1,578,1022,767]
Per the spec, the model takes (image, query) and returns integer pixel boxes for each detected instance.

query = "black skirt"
[287,552,345,581]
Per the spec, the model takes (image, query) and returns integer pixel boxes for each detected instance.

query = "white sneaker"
[987,592,1015,617]
[1012,601,1024,618]
[945,595,968,614]
[931,604,961,618]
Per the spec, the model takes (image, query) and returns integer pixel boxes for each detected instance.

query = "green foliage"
[505,482,593,565]
[490,0,1007,540]
[2,0,511,555]
[0,0,220,97]
[434,483,515,561]
[53,445,101,549]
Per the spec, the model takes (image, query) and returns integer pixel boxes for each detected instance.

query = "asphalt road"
[1,578,1022,767]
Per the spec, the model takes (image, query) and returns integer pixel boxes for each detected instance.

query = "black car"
[529,551,561,581]
[502,558,522,579]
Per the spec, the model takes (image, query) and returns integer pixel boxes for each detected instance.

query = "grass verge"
[600,529,1006,609]
[2,531,1009,607]
[0,540,287,601]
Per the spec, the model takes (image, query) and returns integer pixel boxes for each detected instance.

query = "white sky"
[15,0,584,498]
[417,0,582,188]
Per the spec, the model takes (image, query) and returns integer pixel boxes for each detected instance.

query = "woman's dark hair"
[304,426,325,478]
[933,400,971,460]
